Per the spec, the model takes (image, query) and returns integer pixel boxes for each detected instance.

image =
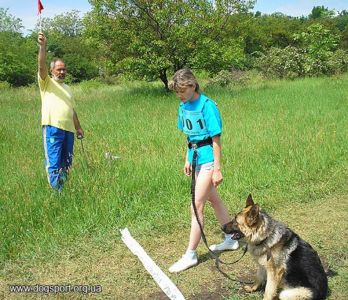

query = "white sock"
[224,234,234,242]
[185,249,197,258]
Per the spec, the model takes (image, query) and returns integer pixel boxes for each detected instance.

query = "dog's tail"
[279,286,329,300]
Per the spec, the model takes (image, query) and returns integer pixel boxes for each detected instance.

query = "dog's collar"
[254,238,272,261]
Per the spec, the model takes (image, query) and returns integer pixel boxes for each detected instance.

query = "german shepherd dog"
[223,194,328,300]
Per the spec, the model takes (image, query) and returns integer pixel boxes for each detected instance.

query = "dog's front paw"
[243,284,258,293]
[263,294,279,300]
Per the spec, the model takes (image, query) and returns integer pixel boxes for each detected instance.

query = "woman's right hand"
[184,161,191,176]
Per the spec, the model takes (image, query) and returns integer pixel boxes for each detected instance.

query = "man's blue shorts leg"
[42,125,70,190]
[61,130,74,182]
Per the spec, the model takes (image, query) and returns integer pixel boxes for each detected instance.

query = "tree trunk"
[159,68,169,91]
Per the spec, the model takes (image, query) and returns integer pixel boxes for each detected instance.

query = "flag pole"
[38,0,44,32]
[39,13,42,32]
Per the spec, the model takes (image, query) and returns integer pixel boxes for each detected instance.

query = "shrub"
[207,69,253,87]
[255,46,306,79]
[0,81,10,90]
[255,24,347,79]
[326,49,348,75]
[207,70,232,87]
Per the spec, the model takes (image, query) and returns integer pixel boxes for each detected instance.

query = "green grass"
[0,75,348,299]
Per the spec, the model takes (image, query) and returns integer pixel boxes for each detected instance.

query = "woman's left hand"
[212,169,223,187]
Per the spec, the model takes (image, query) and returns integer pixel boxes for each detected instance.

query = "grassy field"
[0,75,347,299]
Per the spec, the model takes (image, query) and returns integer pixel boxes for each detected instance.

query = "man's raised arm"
[38,32,48,80]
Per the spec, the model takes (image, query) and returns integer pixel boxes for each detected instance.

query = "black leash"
[77,135,89,169]
[190,145,251,283]
[191,148,224,263]
[191,148,248,265]
[79,137,85,152]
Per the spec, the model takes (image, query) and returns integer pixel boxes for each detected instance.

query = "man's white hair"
[50,58,65,70]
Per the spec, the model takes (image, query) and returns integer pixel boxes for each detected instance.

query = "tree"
[294,24,340,75]
[339,10,348,17]
[335,10,348,31]
[341,25,348,49]
[39,10,84,37]
[86,0,255,90]
[242,13,303,55]
[0,8,22,32]
[294,23,339,54]
[0,9,36,86]
[309,6,335,19]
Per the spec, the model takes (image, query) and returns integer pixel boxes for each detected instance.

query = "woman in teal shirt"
[168,69,239,273]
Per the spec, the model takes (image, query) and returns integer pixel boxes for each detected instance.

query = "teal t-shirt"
[177,94,222,165]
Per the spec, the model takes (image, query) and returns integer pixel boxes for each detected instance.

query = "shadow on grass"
[198,246,254,286]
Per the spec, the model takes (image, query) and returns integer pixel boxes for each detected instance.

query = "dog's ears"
[246,204,259,226]
[245,194,254,207]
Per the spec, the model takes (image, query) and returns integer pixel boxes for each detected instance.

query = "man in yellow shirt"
[38,32,84,191]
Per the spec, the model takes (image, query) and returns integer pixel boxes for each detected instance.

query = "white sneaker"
[169,254,198,273]
[209,239,239,252]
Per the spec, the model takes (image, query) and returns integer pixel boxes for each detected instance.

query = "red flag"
[38,0,44,15]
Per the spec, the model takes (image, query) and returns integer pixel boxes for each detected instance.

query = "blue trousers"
[42,125,74,190]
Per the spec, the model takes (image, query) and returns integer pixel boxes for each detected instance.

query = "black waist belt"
[188,137,212,149]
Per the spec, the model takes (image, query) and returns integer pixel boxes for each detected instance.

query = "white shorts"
[195,162,214,172]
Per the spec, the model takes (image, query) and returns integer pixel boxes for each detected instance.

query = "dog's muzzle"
[222,219,245,240]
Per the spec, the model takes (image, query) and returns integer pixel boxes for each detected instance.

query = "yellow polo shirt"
[38,73,76,133]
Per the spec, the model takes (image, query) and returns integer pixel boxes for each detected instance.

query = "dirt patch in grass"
[1,193,347,299]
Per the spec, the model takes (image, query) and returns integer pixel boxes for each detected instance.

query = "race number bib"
[181,110,209,135]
